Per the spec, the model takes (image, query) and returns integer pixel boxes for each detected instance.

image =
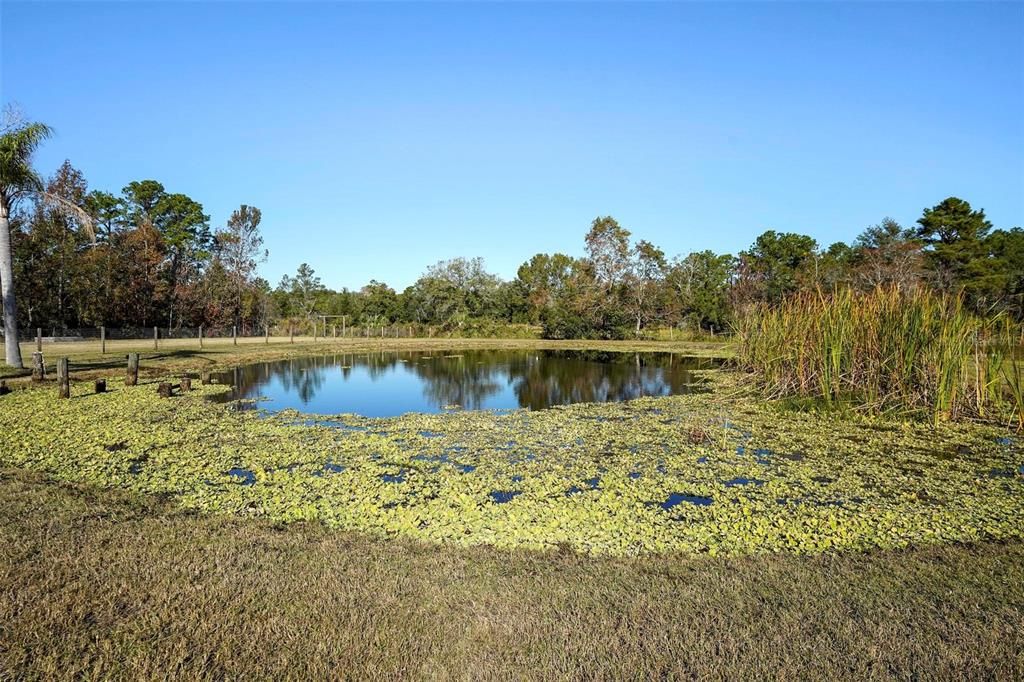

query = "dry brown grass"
[2,468,1022,680]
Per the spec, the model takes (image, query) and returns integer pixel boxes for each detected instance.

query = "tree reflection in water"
[211,350,718,416]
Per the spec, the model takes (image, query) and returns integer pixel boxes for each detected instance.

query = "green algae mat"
[1,372,1021,556]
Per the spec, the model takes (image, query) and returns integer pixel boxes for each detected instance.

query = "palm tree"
[0,115,92,368]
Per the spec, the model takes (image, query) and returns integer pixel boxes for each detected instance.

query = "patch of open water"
[209,349,721,417]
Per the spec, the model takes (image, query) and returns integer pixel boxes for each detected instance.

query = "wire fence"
[8,322,524,354]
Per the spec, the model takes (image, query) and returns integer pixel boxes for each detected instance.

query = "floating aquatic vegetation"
[723,477,764,488]
[0,372,1022,557]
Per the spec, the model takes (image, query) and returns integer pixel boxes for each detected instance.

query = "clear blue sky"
[3,1,1022,291]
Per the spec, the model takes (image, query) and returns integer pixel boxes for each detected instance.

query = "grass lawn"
[2,469,1022,679]
[1,339,1022,678]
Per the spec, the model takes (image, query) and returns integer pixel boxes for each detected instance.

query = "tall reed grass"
[735,287,1024,428]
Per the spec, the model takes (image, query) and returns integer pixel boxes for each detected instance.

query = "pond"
[210,349,719,417]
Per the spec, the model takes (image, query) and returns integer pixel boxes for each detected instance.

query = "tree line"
[2,114,1022,368]
[274,203,1022,340]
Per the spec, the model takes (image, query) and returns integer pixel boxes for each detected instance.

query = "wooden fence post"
[94,379,106,394]
[332,324,337,339]
[153,326,158,350]
[289,325,294,344]
[126,353,139,386]
[265,325,270,345]
[233,325,237,346]
[31,352,44,381]
[100,326,106,354]
[36,328,42,352]
[57,357,70,399]
[199,325,204,349]
[180,376,192,392]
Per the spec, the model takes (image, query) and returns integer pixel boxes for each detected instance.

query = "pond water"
[210,349,719,417]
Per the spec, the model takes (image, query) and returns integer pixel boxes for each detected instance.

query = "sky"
[2,1,1022,291]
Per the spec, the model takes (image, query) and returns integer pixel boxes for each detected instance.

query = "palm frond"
[0,121,53,200]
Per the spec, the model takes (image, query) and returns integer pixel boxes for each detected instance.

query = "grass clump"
[736,286,1024,426]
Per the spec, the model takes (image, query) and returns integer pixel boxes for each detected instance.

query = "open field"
[2,468,1022,679]
[2,339,1022,678]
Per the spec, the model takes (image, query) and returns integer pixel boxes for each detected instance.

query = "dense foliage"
[10,162,271,335]
[3,119,1021,346]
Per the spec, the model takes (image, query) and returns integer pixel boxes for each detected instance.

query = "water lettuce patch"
[1,374,1021,556]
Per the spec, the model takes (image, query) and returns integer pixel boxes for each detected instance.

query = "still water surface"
[211,349,718,417]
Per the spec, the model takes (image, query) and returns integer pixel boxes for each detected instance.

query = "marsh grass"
[736,287,1024,427]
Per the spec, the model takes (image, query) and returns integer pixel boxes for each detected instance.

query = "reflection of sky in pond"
[210,350,720,417]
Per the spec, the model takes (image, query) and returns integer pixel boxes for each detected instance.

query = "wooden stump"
[0,381,10,396]
[180,376,192,392]
[157,382,173,398]
[94,379,107,394]
[200,372,211,385]
[57,357,70,399]
[31,352,45,382]
[126,353,139,386]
